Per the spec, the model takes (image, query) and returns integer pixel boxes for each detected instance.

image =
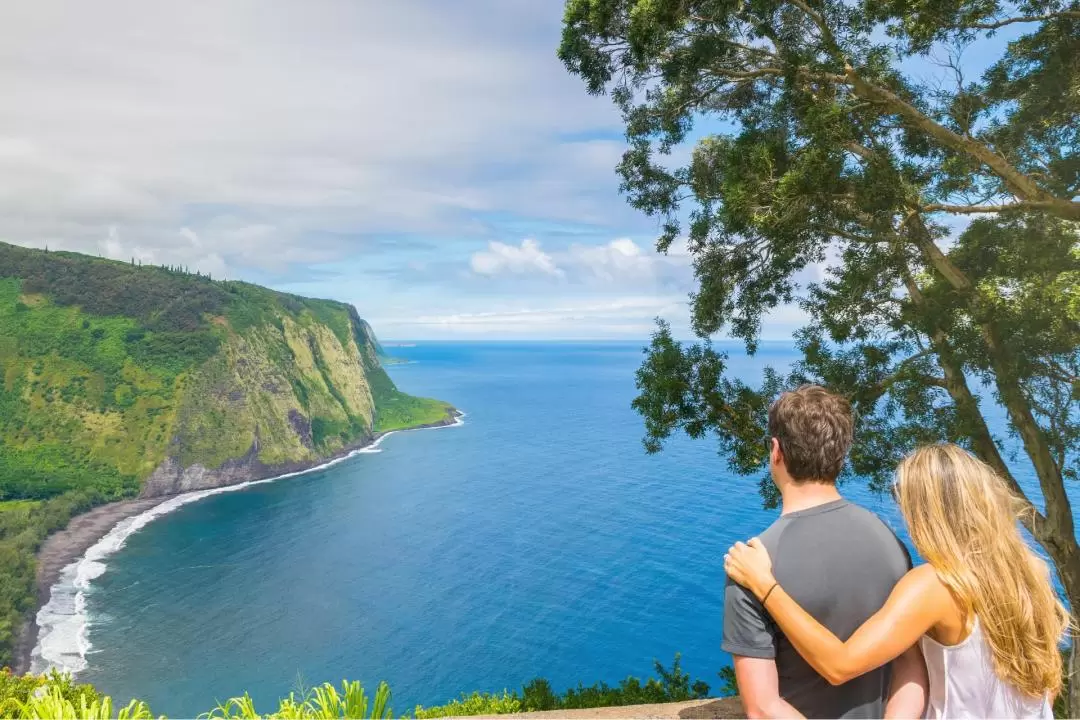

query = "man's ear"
[770,437,782,467]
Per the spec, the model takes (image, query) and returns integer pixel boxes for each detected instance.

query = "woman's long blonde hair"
[894,443,1070,697]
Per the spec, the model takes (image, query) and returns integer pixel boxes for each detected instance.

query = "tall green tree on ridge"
[559,0,1080,708]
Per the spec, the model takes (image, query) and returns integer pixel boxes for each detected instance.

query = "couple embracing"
[722,385,1068,719]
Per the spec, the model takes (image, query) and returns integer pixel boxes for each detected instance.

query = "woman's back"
[921,617,1051,719]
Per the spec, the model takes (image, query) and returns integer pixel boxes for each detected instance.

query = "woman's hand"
[724,537,777,601]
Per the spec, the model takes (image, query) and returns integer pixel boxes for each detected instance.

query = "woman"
[724,443,1069,719]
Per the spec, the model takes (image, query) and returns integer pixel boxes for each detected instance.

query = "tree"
[560,0,1080,709]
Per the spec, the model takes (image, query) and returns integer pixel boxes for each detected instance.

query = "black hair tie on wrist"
[762,582,779,606]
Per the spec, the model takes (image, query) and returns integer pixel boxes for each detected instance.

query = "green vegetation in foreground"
[0,658,1073,719]
[0,656,716,719]
[414,656,711,717]
[0,241,452,669]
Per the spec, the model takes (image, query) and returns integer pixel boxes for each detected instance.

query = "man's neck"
[779,480,843,515]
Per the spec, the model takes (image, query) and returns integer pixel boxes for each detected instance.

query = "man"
[722,385,927,718]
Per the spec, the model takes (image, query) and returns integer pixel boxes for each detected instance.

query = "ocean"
[32,341,1068,716]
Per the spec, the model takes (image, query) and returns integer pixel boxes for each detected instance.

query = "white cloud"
[468,237,693,293]
[0,0,631,276]
[470,239,564,278]
[395,234,817,339]
[568,237,655,283]
[86,224,228,278]
[98,226,124,260]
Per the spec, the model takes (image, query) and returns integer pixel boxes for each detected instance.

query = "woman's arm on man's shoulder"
[761,563,947,686]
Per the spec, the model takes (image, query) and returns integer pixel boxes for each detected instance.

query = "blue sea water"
[69,342,1068,716]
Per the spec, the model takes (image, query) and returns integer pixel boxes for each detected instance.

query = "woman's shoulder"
[907,561,941,583]
[895,563,967,636]
[893,562,953,605]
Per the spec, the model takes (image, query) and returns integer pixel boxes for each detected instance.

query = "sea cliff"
[0,240,455,669]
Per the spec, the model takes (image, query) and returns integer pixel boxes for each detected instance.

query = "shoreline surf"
[20,411,465,676]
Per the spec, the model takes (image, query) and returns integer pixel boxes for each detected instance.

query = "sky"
[0,1,1014,341]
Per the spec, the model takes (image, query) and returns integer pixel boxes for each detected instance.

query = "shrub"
[414,691,521,718]
[14,684,152,720]
[419,654,711,717]
[537,654,709,711]
[0,669,102,718]
[519,678,557,712]
[716,666,737,698]
[200,680,393,720]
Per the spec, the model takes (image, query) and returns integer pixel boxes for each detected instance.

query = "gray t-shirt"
[722,499,911,719]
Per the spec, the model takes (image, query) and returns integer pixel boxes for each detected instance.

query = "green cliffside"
[0,241,454,665]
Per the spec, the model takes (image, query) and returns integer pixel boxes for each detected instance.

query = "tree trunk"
[1059,557,1080,719]
[1070,628,1079,720]
[1032,528,1080,717]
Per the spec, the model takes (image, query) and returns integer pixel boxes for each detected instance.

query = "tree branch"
[922,201,1073,215]
[844,142,874,161]
[825,226,879,244]
[708,67,785,81]
[669,80,727,117]
[1036,358,1080,385]
[709,35,779,60]
[904,212,972,291]
[788,0,844,58]
[968,10,1080,30]
[865,349,945,399]
[787,21,1063,214]
[841,68,1080,220]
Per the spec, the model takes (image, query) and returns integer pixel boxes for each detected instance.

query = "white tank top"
[920,617,1052,719]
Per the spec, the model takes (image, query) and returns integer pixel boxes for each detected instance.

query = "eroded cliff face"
[141,314,385,496]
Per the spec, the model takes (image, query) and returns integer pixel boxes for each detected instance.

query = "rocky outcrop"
[141,408,461,497]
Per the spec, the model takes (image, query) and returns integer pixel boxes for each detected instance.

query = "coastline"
[14,496,166,675]
[15,408,463,675]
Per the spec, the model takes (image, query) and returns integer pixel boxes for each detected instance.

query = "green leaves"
[0,670,114,720]
[200,681,393,719]
[413,691,522,718]
[415,654,711,717]
[15,685,156,720]
[633,321,778,476]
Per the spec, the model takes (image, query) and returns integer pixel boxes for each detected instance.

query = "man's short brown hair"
[767,384,853,483]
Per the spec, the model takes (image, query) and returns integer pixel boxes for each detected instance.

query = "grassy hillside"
[0,241,453,667]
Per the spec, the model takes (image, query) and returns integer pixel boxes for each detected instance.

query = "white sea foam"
[29,411,465,675]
